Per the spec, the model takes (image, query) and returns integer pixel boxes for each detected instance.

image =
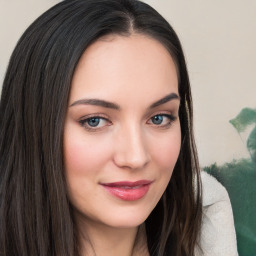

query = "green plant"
[204,107,256,256]
[230,108,256,162]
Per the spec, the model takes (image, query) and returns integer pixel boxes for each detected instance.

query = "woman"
[0,0,237,255]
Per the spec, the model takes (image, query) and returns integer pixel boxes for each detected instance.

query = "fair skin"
[64,33,181,256]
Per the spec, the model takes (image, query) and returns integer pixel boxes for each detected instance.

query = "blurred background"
[0,0,255,255]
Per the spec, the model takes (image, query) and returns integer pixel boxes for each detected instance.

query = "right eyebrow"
[149,92,180,109]
[70,98,120,110]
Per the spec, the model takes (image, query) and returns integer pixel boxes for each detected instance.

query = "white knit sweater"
[195,171,239,256]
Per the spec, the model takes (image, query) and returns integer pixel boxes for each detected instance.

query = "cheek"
[150,129,181,170]
[63,128,111,177]
[146,128,181,207]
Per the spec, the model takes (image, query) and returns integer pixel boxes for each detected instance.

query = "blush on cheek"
[64,135,113,177]
[154,136,181,168]
[64,144,86,175]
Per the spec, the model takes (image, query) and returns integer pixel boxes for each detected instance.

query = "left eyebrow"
[70,98,120,110]
[149,93,180,109]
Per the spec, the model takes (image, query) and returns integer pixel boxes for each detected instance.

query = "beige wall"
[0,0,59,82]
[1,0,255,166]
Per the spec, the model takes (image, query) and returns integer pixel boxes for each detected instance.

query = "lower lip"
[101,184,151,201]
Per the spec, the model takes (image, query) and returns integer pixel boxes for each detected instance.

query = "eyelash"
[147,113,177,128]
[79,113,177,131]
[79,115,110,132]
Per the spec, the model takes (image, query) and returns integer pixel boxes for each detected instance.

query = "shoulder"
[195,171,239,256]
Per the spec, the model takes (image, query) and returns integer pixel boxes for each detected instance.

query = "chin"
[100,207,152,229]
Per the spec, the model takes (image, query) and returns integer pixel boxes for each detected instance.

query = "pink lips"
[100,180,152,201]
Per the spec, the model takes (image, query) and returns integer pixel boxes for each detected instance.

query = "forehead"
[70,33,179,105]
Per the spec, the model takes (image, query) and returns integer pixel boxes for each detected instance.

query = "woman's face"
[64,34,181,229]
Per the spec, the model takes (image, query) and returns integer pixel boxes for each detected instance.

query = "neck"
[75,215,148,256]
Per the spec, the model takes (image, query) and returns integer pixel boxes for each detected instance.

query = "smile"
[100,180,153,201]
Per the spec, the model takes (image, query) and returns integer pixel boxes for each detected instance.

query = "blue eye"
[151,115,164,125]
[79,116,109,130]
[87,117,101,127]
[149,114,176,126]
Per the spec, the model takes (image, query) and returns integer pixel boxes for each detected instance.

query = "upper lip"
[100,180,152,187]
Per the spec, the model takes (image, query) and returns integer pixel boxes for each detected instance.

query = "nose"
[113,124,150,170]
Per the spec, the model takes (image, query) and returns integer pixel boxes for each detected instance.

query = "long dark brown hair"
[0,0,202,255]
